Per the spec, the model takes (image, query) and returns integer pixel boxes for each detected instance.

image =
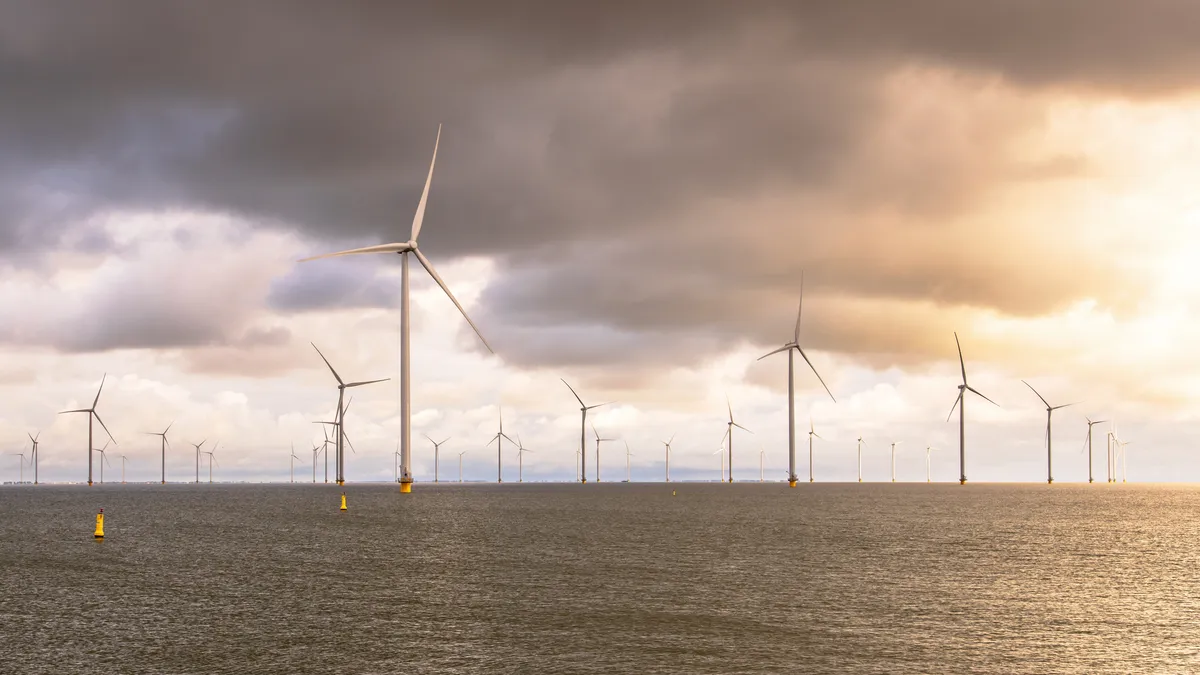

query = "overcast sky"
[4,1,1200,484]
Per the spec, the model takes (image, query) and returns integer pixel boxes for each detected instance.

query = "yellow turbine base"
[788,479,797,488]
[400,482,412,494]
[94,512,105,539]
[960,478,967,485]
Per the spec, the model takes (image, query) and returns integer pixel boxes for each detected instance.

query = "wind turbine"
[575,450,581,482]
[925,446,932,482]
[94,442,112,484]
[712,447,725,483]
[119,455,130,484]
[1118,439,1130,482]
[189,440,207,484]
[290,444,303,483]
[890,441,902,483]
[624,441,633,482]
[947,333,999,485]
[311,343,389,486]
[489,407,517,483]
[807,419,822,483]
[856,436,865,483]
[313,443,322,483]
[1084,418,1108,484]
[299,126,495,494]
[59,374,117,486]
[203,443,218,483]
[758,272,836,488]
[759,448,765,483]
[516,434,533,483]
[145,422,173,485]
[1107,428,1115,483]
[662,434,675,482]
[10,453,25,484]
[425,435,451,483]
[1023,381,1077,485]
[28,432,39,485]
[458,450,467,483]
[721,399,752,484]
[593,425,616,482]
[562,379,613,484]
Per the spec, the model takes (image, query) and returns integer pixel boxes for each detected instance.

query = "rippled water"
[1,483,1198,673]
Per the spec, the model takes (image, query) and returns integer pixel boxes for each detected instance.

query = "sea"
[1,482,1198,674]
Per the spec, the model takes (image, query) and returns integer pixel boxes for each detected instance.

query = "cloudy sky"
[4,1,1200,484]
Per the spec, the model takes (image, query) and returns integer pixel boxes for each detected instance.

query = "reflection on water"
[1,483,1198,674]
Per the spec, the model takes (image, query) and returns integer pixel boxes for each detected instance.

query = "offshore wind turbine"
[425,434,450,483]
[721,400,752,483]
[10,453,26,484]
[203,443,219,483]
[662,435,675,482]
[28,432,39,485]
[624,441,633,482]
[94,442,112,484]
[1023,381,1077,485]
[145,422,173,485]
[1118,439,1130,482]
[516,434,533,483]
[758,272,836,488]
[759,448,765,483]
[593,425,616,482]
[299,126,495,494]
[189,440,206,484]
[856,436,865,483]
[712,447,725,482]
[890,441,902,483]
[1084,418,1108,484]
[562,379,613,484]
[458,450,467,483]
[311,343,388,486]
[489,408,516,483]
[807,419,822,483]
[925,446,932,482]
[1107,428,1115,483]
[290,444,303,483]
[59,373,117,487]
[313,443,322,483]
[119,455,130,484]
[947,333,999,485]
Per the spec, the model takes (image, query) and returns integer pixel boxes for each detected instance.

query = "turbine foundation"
[788,479,797,488]
[400,478,413,494]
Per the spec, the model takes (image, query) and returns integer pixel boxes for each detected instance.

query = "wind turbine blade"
[794,271,805,343]
[346,378,390,388]
[813,432,823,440]
[796,348,836,402]
[756,344,791,361]
[668,433,676,445]
[424,433,435,444]
[298,242,410,263]
[561,379,586,407]
[310,343,344,386]
[59,409,90,414]
[954,332,967,385]
[946,390,963,422]
[1052,402,1079,411]
[727,397,733,423]
[733,422,753,434]
[440,437,451,445]
[721,428,730,443]
[1022,380,1051,408]
[966,386,1000,407]
[413,248,494,354]
[410,124,441,242]
[164,421,173,435]
[93,373,107,409]
[586,401,614,410]
[93,412,117,446]
[592,424,600,439]
[343,433,356,454]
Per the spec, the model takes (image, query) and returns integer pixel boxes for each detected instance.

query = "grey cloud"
[1,0,1192,369]
[268,259,397,314]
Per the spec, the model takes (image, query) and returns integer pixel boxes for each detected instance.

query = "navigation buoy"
[340,493,347,511]
[94,509,105,539]
[672,490,676,496]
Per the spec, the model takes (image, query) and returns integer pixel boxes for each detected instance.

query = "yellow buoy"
[94,509,105,539]
[340,493,347,511]
[672,490,676,496]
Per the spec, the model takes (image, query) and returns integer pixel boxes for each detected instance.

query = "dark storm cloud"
[1,0,1194,364]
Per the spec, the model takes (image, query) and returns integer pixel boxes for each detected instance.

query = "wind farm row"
[4,126,1136,488]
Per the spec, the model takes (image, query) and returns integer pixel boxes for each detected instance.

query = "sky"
[4,1,1200,484]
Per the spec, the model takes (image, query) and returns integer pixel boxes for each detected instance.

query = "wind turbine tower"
[28,432,39,485]
[593,425,616,482]
[890,441,902,483]
[489,408,516,483]
[856,436,865,483]
[145,422,173,485]
[311,343,388,486]
[662,434,675,482]
[721,400,752,484]
[299,126,495,494]
[426,435,450,483]
[807,419,822,483]
[1084,418,1107,484]
[758,272,836,487]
